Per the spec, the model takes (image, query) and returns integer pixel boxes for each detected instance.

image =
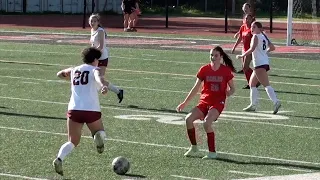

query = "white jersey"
[251,34,269,67]
[90,27,109,60]
[68,64,101,112]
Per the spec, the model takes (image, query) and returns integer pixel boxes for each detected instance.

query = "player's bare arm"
[226,79,235,97]
[57,67,73,80]
[236,35,258,59]
[96,31,105,51]
[267,40,276,52]
[94,69,109,94]
[176,78,202,112]
[231,32,242,54]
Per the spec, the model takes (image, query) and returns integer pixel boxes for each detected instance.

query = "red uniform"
[239,23,254,84]
[196,64,234,116]
[239,24,253,52]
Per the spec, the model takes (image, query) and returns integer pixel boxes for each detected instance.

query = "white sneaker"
[94,132,105,154]
[273,101,281,114]
[202,152,217,159]
[243,104,257,112]
[184,145,200,157]
[53,158,63,176]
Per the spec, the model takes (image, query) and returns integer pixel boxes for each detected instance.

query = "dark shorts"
[196,101,225,120]
[67,110,101,124]
[98,58,108,67]
[255,64,270,72]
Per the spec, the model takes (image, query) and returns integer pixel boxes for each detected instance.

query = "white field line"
[1,95,320,131]
[1,74,320,106]
[170,175,209,180]
[229,170,264,176]
[305,73,320,76]
[0,67,318,89]
[0,173,49,180]
[0,29,233,42]
[185,17,320,24]
[0,59,319,88]
[172,77,194,80]
[276,167,313,173]
[1,126,320,166]
[220,118,320,130]
[0,48,318,72]
[143,77,164,81]
[113,78,134,82]
[22,81,40,84]
[0,59,68,67]
[234,172,320,180]
[142,54,156,57]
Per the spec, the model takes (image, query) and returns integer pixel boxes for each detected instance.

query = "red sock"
[244,68,253,84]
[207,132,216,152]
[187,128,197,145]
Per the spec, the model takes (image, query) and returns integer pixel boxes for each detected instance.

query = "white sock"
[250,87,259,105]
[57,141,75,161]
[108,83,120,94]
[265,86,278,104]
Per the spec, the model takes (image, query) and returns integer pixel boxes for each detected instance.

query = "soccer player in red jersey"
[234,3,253,39]
[231,14,255,89]
[176,46,236,159]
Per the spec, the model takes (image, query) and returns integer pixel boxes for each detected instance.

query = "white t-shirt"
[251,33,270,67]
[68,64,101,112]
[90,27,109,60]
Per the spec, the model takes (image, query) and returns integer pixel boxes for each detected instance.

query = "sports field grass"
[0,38,319,180]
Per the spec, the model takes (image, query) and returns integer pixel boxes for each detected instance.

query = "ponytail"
[213,46,236,72]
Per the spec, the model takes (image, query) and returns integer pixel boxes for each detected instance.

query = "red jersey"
[239,24,252,51]
[196,64,234,105]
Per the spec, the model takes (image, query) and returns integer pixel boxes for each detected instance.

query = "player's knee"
[203,119,215,132]
[185,114,196,124]
[69,138,80,147]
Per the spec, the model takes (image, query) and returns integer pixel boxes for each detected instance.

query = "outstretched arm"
[236,35,258,59]
[226,79,235,97]
[231,35,242,54]
[94,69,109,94]
[56,67,73,81]
[176,78,202,112]
[96,30,105,51]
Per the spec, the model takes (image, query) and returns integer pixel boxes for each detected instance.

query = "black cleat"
[256,82,261,88]
[242,85,250,89]
[117,89,124,103]
[53,158,63,176]
[237,70,244,74]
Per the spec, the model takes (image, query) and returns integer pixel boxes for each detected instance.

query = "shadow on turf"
[285,114,320,120]
[101,104,189,115]
[123,173,147,178]
[269,74,320,81]
[258,89,320,96]
[275,90,320,96]
[215,157,320,171]
[0,111,65,120]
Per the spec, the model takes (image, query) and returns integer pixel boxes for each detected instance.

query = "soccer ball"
[112,156,130,175]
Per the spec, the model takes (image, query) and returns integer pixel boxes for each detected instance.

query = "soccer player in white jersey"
[89,14,124,103]
[236,21,281,114]
[52,47,109,176]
